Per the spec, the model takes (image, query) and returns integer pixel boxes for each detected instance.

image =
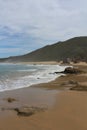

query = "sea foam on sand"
[0,63,67,92]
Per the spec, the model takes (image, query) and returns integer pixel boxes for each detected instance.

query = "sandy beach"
[0,63,87,130]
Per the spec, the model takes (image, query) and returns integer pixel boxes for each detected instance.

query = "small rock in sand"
[14,106,46,117]
[5,97,17,103]
[70,85,87,91]
[61,80,78,87]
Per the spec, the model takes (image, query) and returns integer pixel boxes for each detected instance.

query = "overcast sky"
[0,0,87,57]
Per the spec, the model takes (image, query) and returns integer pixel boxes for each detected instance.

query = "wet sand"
[0,63,87,130]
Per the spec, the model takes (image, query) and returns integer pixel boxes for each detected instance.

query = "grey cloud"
[0,0,87,42]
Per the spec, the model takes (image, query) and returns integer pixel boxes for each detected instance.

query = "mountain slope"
[0,36,87,62]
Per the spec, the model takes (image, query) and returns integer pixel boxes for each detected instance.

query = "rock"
[54,67,82,74]
[61,80,78,87]
[63,67,82,74]
[54,72,60,74]
[70,85,87,91]
[14,106,46,117]
[14,107,35,116]
[5,97,17,103]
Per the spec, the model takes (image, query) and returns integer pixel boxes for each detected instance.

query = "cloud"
[0,0,87,39]
[0,0,87,57]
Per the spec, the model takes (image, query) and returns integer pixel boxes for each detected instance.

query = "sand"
[0,63,87,130]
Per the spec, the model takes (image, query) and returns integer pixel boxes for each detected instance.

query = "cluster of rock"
[56,67,87,91]
[14,106,46,117]
[55,67,82,74]
[1,106,47,117]
[63,67,82,74]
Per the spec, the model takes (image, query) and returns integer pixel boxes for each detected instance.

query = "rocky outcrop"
[55,67,82,74]
[14,106,46,116]
[63,67,82,74]
[4,97,17,103]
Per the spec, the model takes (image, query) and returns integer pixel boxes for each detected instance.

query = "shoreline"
[0,62,87,129]
[0,63,68,92]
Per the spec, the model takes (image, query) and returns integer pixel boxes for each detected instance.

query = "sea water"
[0,63,67,92]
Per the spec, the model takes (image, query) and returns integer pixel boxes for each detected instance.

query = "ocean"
[0,63,67,92]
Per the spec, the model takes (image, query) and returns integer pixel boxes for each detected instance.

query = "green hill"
[0,36,87,62]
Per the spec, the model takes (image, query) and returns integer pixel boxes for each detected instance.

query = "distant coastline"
[0,36,87,63]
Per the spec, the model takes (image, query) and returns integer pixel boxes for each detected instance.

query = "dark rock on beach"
[70,85,87,91]
[63,67,82,74]
[4,97,17,103]
[14,106,46,117]
[55,67,82,74]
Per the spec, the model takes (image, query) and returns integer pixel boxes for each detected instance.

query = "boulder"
[54,67,82,74]
[63,67,82,74]
[5,97,16,103]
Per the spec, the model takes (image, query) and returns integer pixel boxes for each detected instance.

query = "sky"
[0,0,87,58]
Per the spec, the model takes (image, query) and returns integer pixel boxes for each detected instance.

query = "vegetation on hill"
[0,36,87,62]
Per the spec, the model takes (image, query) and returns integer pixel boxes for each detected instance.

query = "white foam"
[0,64,68,92]
[17,69,37,72]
